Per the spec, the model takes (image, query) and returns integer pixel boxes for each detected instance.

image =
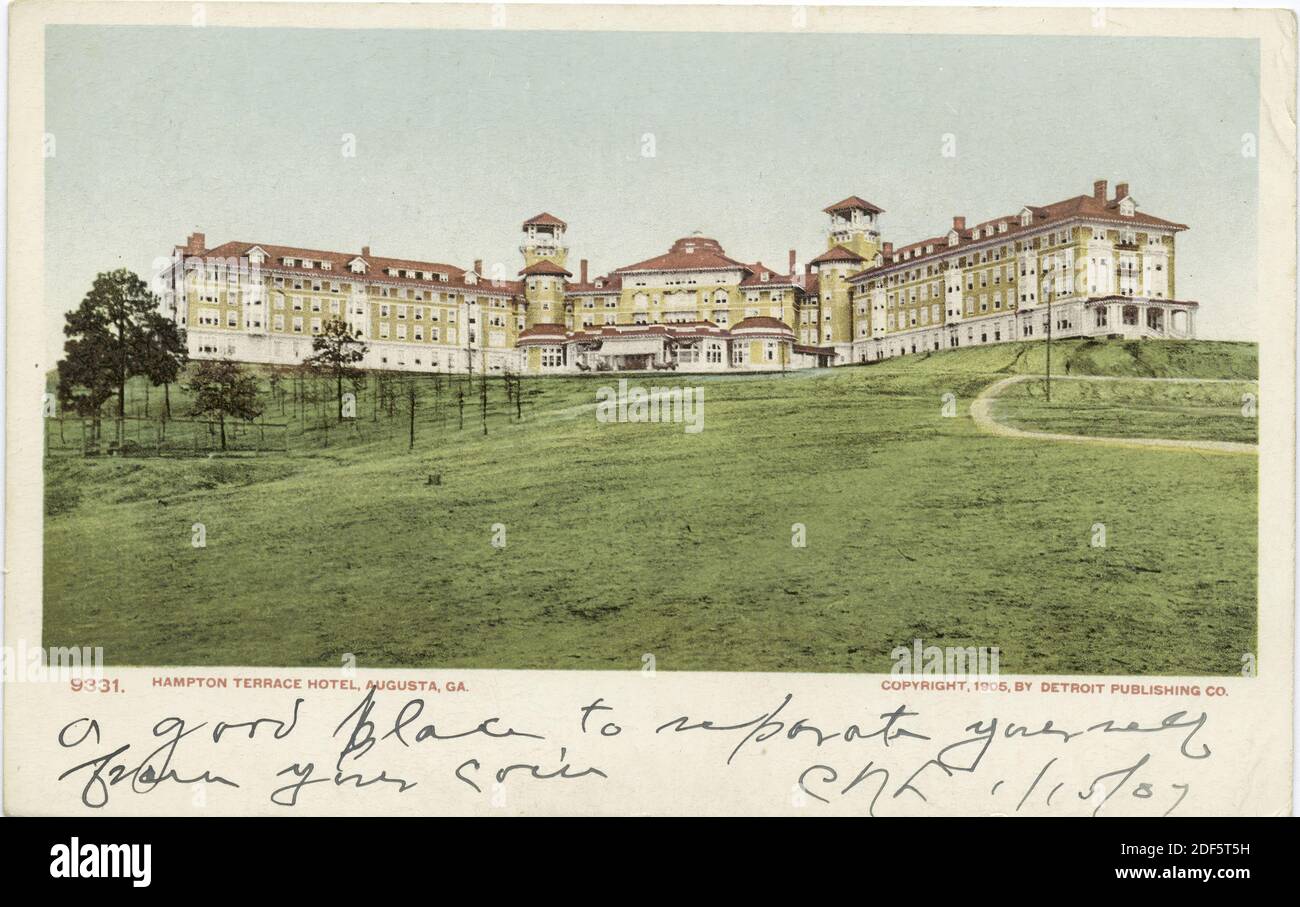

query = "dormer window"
[1119,197,1136,217]
[998,222,1008,234]
[303,260,314,269]
[761,271,770,282]
[466,272,478,285]
[283,257,296,267]
[349,257,367,274]
[1020,208,1033,227]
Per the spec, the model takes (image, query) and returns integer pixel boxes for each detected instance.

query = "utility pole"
[408,379,416,450]
[479,356,489,436]
[1045,292,1053,402]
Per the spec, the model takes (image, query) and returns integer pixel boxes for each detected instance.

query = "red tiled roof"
[518,323,569,340]
[824,195,884,215]
[616,237,747,273]
[184,239,522,297]
[851,187,1188,282]
[519,260,572,277]
[565,274,624,295]
[523,212,566,228]
[731,316,795,334]
[370,253,465,276]
[739,262,801,288]
[809,244,866,266]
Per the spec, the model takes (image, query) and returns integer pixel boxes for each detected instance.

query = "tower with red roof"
[520,212,569,271]
[519,213,573,330]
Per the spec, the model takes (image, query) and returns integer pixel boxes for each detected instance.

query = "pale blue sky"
[45,27,1259,359]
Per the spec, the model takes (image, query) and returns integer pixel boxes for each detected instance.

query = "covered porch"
[579,336,673,372]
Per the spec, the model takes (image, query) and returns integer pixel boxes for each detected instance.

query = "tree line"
[55,269,535,452]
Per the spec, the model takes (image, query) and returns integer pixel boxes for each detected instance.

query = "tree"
[268,371,286,415]
[185,359,263,451]
[55,335,117,439]
[137,311,188,420]
[58,269,165,422]
[304,319,367,421]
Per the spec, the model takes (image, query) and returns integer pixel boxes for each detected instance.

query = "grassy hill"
[43,339,1258,674]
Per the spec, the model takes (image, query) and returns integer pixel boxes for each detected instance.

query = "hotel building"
[163,178,1196,376]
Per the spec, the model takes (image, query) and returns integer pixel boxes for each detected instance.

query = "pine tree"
[57,269,171,424]
[137,310,188,420]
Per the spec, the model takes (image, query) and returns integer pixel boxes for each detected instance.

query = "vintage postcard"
[3,2,1295,818]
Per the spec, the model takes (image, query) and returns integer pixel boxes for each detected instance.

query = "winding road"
[969,374,1259,455]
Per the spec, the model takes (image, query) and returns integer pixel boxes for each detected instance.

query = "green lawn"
[43,339,1259,674]
[992,377,1259,444]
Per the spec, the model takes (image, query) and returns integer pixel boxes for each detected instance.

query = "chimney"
[187,232,205,253]
[361,245,370,259]
[580,258,588,284]
[788,249,797,275]
[474,258,483,275]
[1115,182,1129,201]
[882,241,894,257]
[1093,179,1107,201]
[952,216,965,232]
[805,262,812,277]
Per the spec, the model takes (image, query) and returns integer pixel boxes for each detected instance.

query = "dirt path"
[970,374,1259,455]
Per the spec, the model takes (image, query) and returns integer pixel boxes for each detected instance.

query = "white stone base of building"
[190,296,1195,378]
[851,296,1196,363]
[188,329,522,375]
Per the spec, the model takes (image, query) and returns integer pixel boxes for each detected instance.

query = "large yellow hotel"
[164,179,1196,375]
